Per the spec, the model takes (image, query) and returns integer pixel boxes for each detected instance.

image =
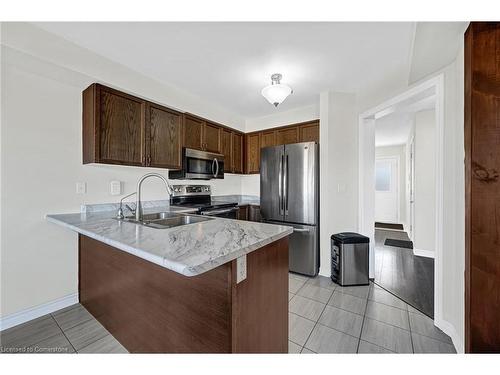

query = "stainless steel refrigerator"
[260,142,319,276]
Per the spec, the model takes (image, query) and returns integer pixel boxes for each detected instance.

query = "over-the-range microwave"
[169,148,225,180]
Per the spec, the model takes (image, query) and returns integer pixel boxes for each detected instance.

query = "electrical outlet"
[75,182,87,194]
[110,181,122,196]
[236,255,247,283]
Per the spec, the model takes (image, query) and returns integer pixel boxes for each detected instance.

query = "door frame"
[374,155,400,224]
[409,136,416,241]
[358,74,445,332]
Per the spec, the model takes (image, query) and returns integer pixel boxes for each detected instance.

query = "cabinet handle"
[147,155,151,165]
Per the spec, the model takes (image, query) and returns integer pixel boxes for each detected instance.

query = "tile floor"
[0,273,456,354]
[0,304,127,354]
[288,273,456,353]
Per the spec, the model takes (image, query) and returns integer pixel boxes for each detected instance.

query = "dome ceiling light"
[261,73,293,107]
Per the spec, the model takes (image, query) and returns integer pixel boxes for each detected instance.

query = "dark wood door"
[204,122,221,153]
[261,130,276,149]
[276,127,298,145]
[299,121,319,143]
[232,132,244,174]
[246,133,260,174]
[98,86,146,165]
[465,22,500,353]
[184,115,204,150]
[221,128,233,173]
[146,104,183,169]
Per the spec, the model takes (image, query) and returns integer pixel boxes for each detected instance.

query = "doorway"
[358,75,444,322]
[375,156,400,224]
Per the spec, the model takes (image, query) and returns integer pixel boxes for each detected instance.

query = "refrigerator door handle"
[284,154,289,215]
[293,228,310,233]
[279,154,284,215]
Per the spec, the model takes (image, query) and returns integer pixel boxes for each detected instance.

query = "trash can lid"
[331,232,369,244]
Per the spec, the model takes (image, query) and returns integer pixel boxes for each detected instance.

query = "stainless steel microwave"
[168,148,224,180]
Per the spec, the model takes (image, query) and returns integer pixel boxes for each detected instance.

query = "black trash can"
[331,232,369,286]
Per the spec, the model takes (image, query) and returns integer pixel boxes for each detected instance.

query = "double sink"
[118,211,213,229]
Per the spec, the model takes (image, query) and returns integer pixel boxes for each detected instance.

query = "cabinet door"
[276,127,298,145]
[246,133,261,174]
[204,122,221,153]
[147,104,183,169]
[232,132,244,174]
[299,122,319,143]
[221,128,233,173]
[238,206,249,221]
[99,86,146,165]
[184,115,204,150]
[261,130,276,149]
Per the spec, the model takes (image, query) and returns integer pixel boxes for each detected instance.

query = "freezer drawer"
[265,220,319,277]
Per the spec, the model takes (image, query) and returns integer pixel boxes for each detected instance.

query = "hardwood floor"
[374,229,434,318]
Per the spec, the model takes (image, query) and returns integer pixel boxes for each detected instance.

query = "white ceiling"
[375,112,414,147]
[33,22,416,118]
[409,22,468,84]
[375,91,436,147]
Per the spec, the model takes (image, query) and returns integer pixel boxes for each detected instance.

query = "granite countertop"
[46,200,290,277]
[212,195,260,206]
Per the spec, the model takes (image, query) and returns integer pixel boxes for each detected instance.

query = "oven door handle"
[201,207,239,216]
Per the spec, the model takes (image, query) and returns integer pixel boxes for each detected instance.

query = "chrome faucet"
[116,191,137,219]
[135,173,173,221]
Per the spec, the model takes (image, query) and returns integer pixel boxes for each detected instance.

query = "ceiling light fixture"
[261,73,293,107]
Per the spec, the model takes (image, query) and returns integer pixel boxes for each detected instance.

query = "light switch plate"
[110,181,122,196]
[75,182,86,194]
[236,255,247,283]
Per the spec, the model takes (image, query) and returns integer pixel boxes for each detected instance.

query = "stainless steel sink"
[116,212,213,229]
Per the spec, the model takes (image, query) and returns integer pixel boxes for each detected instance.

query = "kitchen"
[42,80,321,352]
[1,14,493,367]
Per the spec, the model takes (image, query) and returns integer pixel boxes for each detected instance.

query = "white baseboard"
[434,316,464,353]
[413,248,435,258]
[0,293,78,331]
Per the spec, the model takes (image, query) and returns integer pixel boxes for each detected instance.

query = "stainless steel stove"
[170,185,239,219]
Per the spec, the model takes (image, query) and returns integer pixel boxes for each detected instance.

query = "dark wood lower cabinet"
[237,206,248,221]
[78,234,288,353]
[465,22,500,353]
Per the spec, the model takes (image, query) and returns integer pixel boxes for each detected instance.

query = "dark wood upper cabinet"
[232,132,244,174]
[83,83,315,175]
[299,121,320,143]
[204,122,221,153]
[276,127,298,145]
[83,84,146,166]
[146,103,183,169]
[183,115,204,150]
[246,132,260,174]
[83,84,146,165]
[221,128,233,173]
[261,130,276,149]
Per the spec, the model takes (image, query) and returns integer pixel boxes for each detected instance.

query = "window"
[376,162,391,191]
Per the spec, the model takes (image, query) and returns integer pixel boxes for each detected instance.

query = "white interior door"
[375,157,399,223]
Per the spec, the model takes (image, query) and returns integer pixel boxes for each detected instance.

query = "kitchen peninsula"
[47,202,292,353]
